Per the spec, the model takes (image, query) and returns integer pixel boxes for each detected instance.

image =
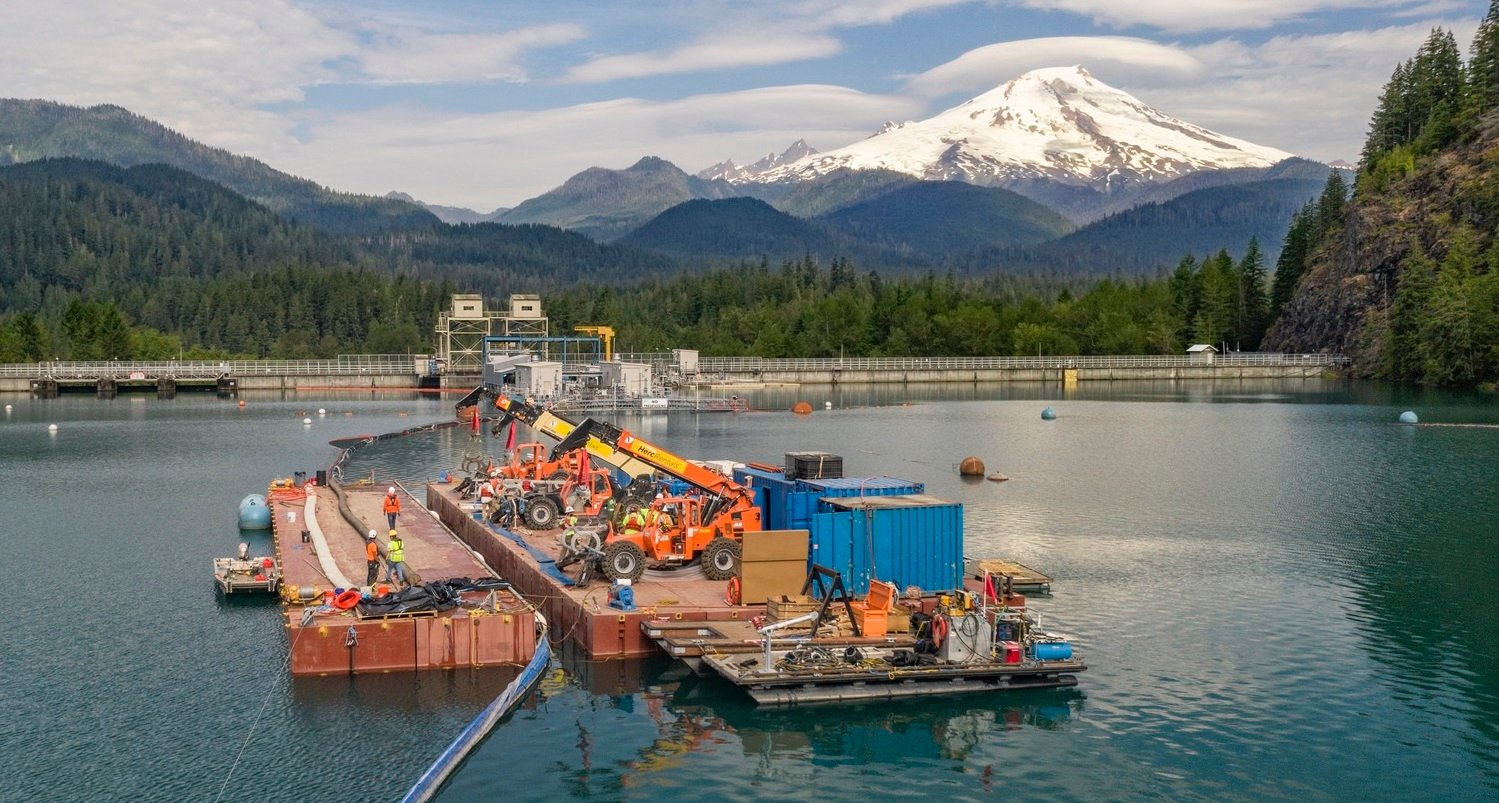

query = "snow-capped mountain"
[735,66,1293,191]
[697,139,818,182]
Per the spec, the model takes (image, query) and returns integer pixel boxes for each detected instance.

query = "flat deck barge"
[428,481,759,658]
[269,483,537,676]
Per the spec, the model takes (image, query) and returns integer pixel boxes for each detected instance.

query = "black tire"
[702,537,741,581]
[525,496,560,529]
[549,468,570,481]
[603,541,646,582]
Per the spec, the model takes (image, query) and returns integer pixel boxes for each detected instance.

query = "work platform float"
[428,482,756,658]
[268,483,537,676]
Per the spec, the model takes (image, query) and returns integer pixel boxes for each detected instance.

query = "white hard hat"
[388,486,397,494]
[564,506,575,513]
[367,529,376,538]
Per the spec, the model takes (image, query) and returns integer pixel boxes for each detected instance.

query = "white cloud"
[562,33,842,84]
[1012,1,1435,34]
[358,24,586,84]
[1123,21,1479,162]
[558,0,979,84]
[280,85,921,207]
[907,36,1206,97]
[808,0,977,26]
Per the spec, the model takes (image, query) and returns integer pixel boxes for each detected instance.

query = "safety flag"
[504,420,517,450]
[471,405,480,433]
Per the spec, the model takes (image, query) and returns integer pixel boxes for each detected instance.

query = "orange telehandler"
[549,418,761,581]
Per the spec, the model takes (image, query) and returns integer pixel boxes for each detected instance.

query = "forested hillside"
[0,99,437,234]
[1266,16,1499,386]
[539,249,1271,358]
[0,159,453,359]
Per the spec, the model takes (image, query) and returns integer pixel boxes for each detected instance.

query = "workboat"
[213,543,281,594]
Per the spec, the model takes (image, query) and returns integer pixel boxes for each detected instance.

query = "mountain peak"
[696,139,818,182]
[735,66,1293,192]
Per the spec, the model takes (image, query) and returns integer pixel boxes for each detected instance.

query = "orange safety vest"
[384,494,401,514]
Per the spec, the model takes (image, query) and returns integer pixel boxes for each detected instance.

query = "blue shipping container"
[733,466,795,530]
[808,494,963,595]
[796,476,925,497]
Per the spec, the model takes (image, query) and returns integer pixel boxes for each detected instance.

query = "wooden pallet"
[966,559,1053,593]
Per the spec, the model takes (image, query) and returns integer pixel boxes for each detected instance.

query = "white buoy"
[302,417,312,425]
[48,423,58,432]
[4,404,12,412]
[318,408,327,416]
[825,401,832,410]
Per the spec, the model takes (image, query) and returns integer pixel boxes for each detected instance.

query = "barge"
[265,480,539,676]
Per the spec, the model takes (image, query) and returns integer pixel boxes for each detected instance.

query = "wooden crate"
[767,594,820,621]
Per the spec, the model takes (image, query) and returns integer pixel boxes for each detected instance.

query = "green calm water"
[4,380,1497,801]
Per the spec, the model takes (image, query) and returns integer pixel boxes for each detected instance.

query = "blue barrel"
[238,494,272,530]
[1033,641,1073,661]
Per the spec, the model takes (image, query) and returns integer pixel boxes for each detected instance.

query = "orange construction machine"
[550,418,762,581]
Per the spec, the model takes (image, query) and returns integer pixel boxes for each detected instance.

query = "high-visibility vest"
[384,495,401,514]
[387,538,404,563]
[624,511,645,531]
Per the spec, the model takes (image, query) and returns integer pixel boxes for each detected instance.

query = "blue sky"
[1,1,1486,208]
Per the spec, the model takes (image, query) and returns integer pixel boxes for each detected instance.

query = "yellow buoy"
[959,456,985,476]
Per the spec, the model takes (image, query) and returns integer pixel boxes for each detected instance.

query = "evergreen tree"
[1386,241,1436,381]
[1194,252,1236,348]
[1271,203,1314,318]
[1410,28,1466,150]
[1419,229,1478,384]
[1237,238,1270,349]
[1470,1,1499,115]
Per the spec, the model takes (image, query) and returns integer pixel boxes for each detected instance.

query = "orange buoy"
[792,401,813,414]
[237,400,246,408]
[959,456,985,476]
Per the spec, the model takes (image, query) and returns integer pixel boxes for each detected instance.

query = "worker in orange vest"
[384,486,401,529]
[365,529,381,587]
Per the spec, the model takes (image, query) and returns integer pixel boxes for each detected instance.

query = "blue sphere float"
[1398,411,1419,424]
[238,494,272,530]
[1041,406,1057,420]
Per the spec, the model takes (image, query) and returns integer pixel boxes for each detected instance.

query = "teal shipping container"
[809,494,963,595]
[785,476,924,531]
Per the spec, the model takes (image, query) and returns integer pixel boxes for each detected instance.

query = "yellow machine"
[574,325,616,362]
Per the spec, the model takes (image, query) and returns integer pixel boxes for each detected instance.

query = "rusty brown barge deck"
[428,481,758,658]
[269,482,537,676]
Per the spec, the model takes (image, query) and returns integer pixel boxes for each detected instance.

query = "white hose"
[304,490,357,590]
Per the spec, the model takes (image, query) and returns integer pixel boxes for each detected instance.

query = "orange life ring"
[332,589,362,610]
[932,614,950,647]
[724,576,742,606]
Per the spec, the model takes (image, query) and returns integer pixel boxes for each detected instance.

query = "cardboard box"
[740,561,806,607]
[742,530,810,562]
[739,530,810,605]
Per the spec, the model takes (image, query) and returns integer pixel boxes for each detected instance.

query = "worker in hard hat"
[384,529,407,588]
[365,529,381,587]
[622,507,646,536]
[383,486,401,530]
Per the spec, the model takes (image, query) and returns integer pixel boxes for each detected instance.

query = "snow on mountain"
[696,139,818,182]
[743,66,1293,190]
